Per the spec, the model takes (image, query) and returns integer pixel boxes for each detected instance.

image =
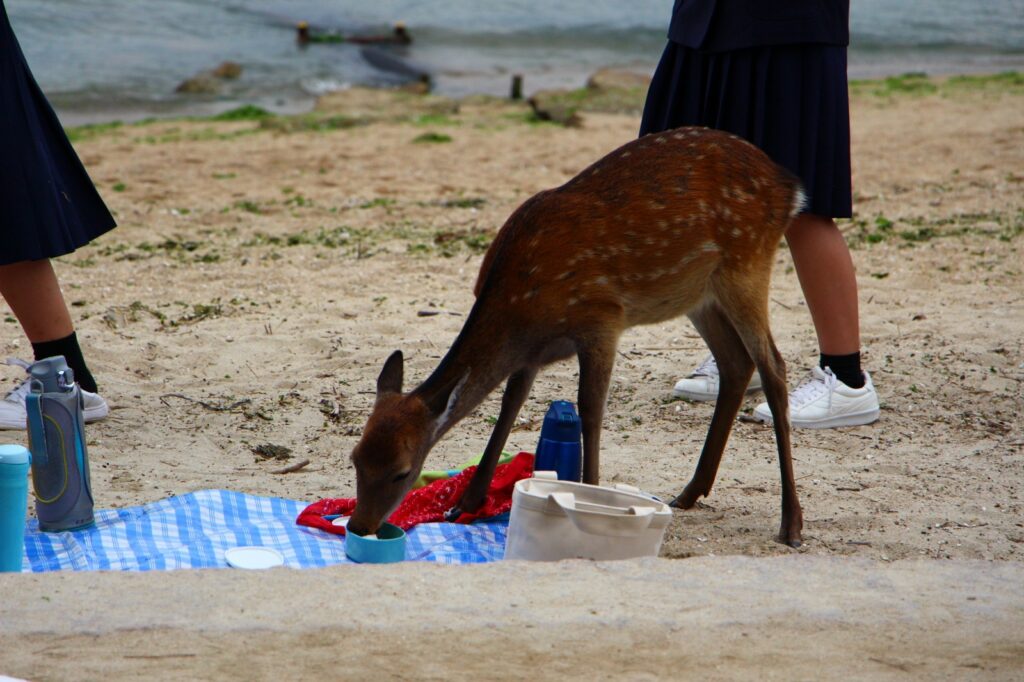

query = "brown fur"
[349,127,804,546]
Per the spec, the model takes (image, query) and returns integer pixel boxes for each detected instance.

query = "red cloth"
[296,452,534,535]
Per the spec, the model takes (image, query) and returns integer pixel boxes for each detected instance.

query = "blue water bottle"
[26,356,95,532]
[0,444,31,572]
[535,400,582,482]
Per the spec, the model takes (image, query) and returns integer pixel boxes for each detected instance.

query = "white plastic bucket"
[504,472,672,561]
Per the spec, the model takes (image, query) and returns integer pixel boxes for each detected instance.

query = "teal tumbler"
[0,443,31,572]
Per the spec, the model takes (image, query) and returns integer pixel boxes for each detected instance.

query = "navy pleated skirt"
[0,1,116,266]
[640,41,852,218]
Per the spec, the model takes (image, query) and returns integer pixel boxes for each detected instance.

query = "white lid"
[224,546,285,570]
[0,444,30,466]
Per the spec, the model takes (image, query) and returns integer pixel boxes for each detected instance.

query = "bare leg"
[0,259,74,343]
[785,213,860,356]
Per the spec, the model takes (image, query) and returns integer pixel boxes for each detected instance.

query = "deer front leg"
[576,330,620,485]
[447,367,537,520]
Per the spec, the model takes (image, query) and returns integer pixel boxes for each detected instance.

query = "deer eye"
[392,471,411,484]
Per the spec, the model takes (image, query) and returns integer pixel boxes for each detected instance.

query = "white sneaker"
[672,354,763,402]
[753,366,879,429]
[0,359,110,430]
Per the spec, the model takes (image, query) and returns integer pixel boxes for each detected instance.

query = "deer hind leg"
[719,285,803,547]
[576,325,622,485]
[672,303,754,510]
[449,367,538,519]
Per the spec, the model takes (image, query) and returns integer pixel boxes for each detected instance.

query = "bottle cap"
[0,444,30,466]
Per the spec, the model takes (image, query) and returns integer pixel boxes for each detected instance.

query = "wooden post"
[510,74,523,101]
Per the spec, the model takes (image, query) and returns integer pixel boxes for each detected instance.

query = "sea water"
[6,0,1023,124]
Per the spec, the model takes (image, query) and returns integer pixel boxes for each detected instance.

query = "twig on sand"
[417,309,462,317]
[271,459,310,474]
[160,393,251,412]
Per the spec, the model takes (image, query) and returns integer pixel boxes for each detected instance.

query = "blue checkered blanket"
[21,490,508,572]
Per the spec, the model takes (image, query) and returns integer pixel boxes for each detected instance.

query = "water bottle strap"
[26,393,49,467]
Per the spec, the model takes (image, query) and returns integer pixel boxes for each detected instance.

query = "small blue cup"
[345,522,407,564]
[0,444,31,572]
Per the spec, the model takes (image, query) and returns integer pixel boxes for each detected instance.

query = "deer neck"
[412,301,519,443]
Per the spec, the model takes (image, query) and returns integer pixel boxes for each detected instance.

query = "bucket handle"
[548,492,658,537]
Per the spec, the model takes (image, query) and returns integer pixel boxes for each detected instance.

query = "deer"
[347,126,805,547]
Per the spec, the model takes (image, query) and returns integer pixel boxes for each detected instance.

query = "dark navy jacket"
[667,0,850,51]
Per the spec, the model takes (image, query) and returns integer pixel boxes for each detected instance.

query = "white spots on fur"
[648,201,666,211]
[791,187,808,217]
[673,132,685,140]
[657,220,668,230]
[509,294,519,304]
[591,275,609,287]
[567,297,579,306]
[621,150,631,158]
[557,317,567,325]
[523,289,537,300]
[699,241,720,253]
[528,265,539,276]
[655,136,667,144]
[730,227,743,238]
[556,270,574,281]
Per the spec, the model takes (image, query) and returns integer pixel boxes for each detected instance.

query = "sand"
[1,80,1022,679]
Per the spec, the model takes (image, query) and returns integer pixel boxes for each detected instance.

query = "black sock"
[819,352,864,389]
[31,331,98,393]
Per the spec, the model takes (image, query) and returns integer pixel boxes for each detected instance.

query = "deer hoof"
[444,506,463,522]
[778,526,803,548]
[669,487,702,510]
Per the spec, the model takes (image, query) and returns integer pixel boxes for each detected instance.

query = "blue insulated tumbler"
[26,356,95,532]
[0,444,31,572]
[534,400,582,482]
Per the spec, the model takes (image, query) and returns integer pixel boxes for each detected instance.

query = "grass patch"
[359,198,396,209]
[211,105,273,121]
[412,113,460,127]
[850,70,1024,99]
[259,114,364,133]
[234,200,262,214]
[66,120,123,143]
[413,131,453,144]
[112,182,126,192]
[440,197,486,209]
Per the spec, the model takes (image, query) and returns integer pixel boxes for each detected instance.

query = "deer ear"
[376,350,404,397]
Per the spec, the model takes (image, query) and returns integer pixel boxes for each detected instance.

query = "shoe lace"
[3,358,32,404]
[790,367,837,409]
[692,355,718,378]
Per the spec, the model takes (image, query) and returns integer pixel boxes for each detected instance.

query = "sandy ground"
[1,81,1022,678]
[3,557,1023,681]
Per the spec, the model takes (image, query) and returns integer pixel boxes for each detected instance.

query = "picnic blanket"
[20,489,509,572]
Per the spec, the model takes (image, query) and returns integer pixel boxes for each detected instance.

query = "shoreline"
[52,65,1024,128]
